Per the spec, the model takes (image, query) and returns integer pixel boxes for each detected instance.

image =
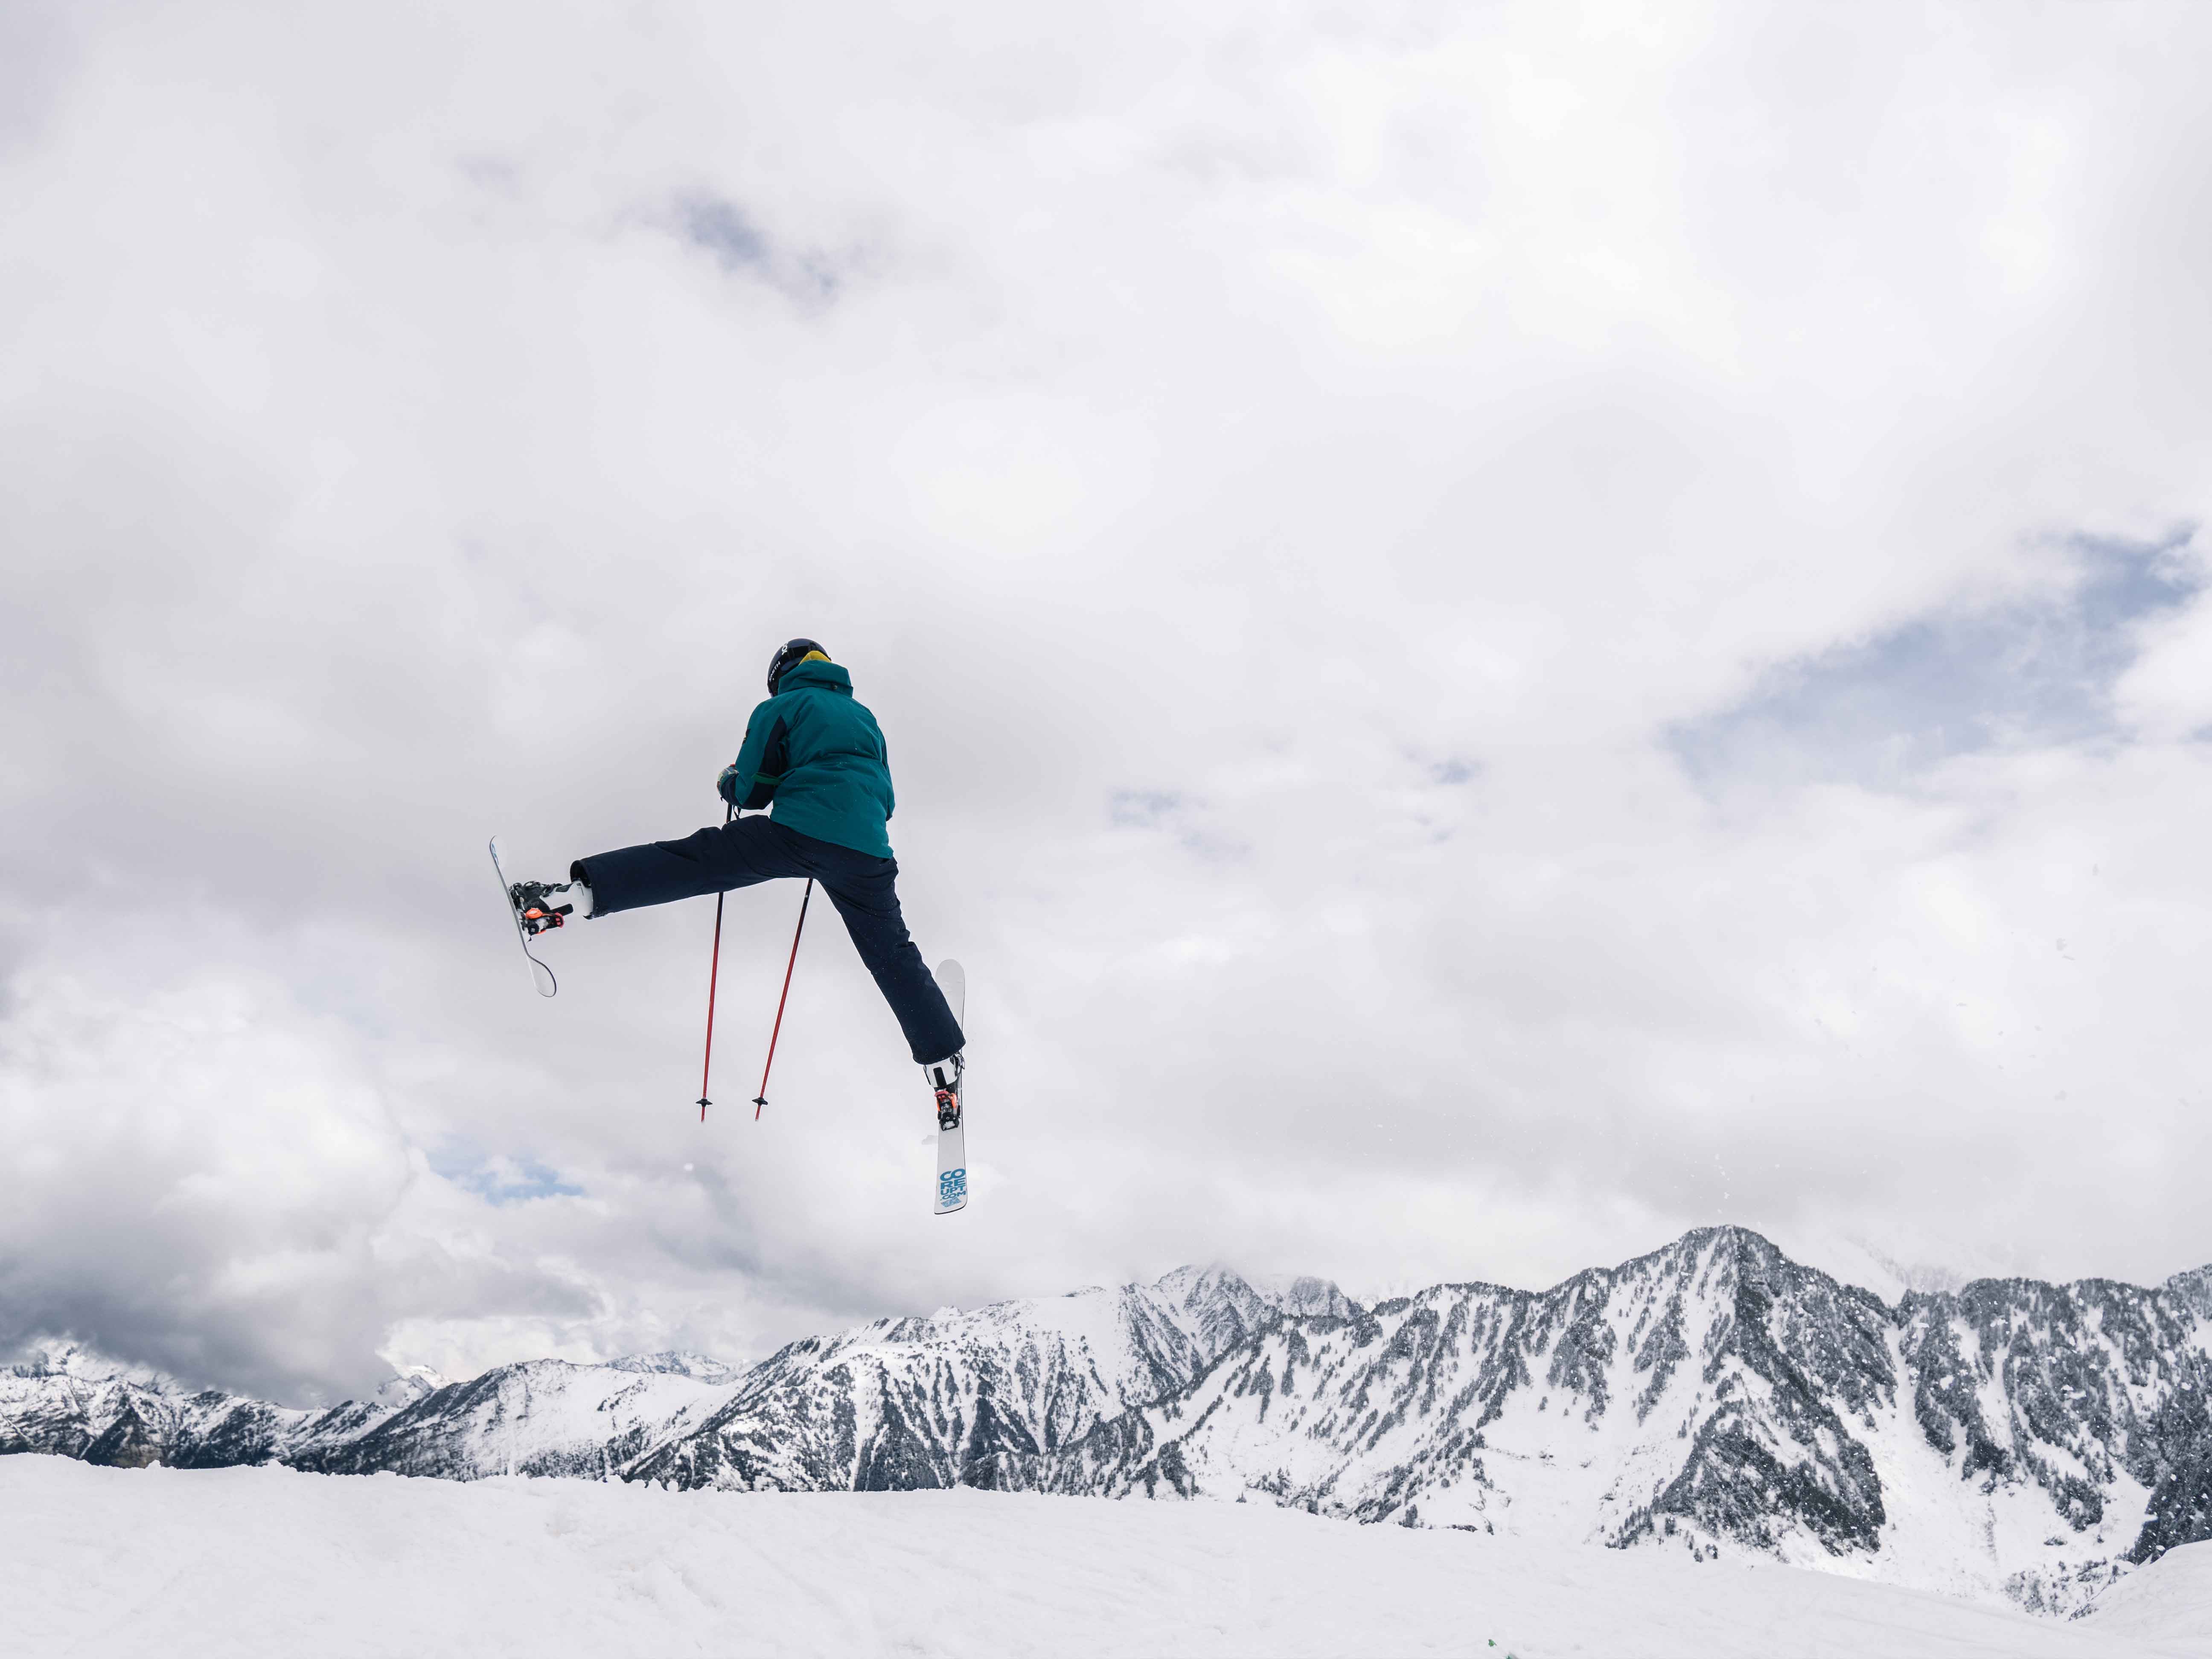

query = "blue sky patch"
[428,1144,584,1206]
[1670,534,2200,789]
[676,194,841,303]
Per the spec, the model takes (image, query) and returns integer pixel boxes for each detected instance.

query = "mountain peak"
[8,1231,2208,1622]
[1150,1262,1358,1319]
[608,1352,739,1383]
[6,1339,178,1391]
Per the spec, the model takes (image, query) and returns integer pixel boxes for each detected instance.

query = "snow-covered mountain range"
[6,1227,2208,1618]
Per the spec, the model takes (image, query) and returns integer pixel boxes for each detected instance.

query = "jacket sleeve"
[719,700,789,810]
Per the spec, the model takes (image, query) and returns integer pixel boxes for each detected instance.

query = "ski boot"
[508,878,579,938]
[924,1051,964,1131]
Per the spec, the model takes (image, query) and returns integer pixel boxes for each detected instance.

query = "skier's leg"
[570,817,805,917]
[787,835,964,1065]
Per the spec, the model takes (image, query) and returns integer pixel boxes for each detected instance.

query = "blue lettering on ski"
[938,1167,967,1205]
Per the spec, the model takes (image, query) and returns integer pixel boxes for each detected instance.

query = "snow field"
[2085,1543,2212,1651]
[5,1455,2206,1658]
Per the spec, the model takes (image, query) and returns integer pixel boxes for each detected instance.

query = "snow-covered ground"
[2086,1543,2212,1653]
[5,1455,2205,1658]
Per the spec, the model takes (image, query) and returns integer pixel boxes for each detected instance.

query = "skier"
[505,639,966,1126]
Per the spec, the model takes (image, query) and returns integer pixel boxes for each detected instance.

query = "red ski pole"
[696,803,735,1122]
[752,879,814,1119]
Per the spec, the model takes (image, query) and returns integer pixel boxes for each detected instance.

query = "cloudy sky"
[5,0,2211,1403]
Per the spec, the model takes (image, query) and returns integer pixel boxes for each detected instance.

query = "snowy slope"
[7,1231,2209,1621]
[5,1455,2200,1659]
[2081,1542,2212,1651]
[977,1228,2211,1615]
[0,1342,441,1469]
[292,1354,740,1480]
[628,1267,1330,1490]
[0,1269,1327,1490]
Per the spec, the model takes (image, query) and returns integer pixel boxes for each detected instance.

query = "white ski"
[934,959,967,1215]
[489,836,559,998]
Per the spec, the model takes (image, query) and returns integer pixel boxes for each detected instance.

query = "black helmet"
[767,637,828,694]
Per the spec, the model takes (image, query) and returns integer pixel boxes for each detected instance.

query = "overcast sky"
[5,0,2211,1403]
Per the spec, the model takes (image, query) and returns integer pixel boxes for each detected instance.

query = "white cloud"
[3,0,2211,1396]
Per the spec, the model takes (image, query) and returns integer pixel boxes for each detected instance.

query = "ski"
[933,960,967,1215]
[489,836,559,998]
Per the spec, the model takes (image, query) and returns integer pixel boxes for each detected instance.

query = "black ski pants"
[572,817,964,1065]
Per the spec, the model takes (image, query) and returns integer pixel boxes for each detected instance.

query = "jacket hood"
[779,659,853,696]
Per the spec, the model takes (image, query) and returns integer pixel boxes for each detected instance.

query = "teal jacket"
[718,659,896,858]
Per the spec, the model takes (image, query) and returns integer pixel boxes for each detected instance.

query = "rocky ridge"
[5,1230,2207,1618]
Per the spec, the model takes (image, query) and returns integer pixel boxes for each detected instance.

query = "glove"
[717,763,742,806]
